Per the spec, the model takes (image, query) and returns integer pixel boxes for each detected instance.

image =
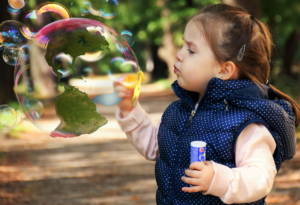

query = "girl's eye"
[188,49,195,54]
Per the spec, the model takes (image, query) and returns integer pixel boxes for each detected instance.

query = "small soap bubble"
[8,0,27,10]
[121,30,134,47]
[0,20,29,48]
[83,67,93,76]
[71,2,73,5]
[83,0,118,19]
[80,9,89,16]
[50,53,73,78]
[0,104,18,130]
[3,46,20,66]
[99,0,118,19]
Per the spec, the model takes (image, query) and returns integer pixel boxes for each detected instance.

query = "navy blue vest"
[155,78,296,205]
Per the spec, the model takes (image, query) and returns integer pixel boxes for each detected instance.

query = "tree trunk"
[223,0,261,19]
[29,40,57,98]
[157,8,177,81]
[0,1,17,105]
[151,43,168,81]
[282,29,300,79]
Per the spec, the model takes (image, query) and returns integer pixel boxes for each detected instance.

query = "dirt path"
[1,91,300,205]
[0,92,177,205]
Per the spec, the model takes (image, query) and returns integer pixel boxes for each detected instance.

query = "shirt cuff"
[115,102,146,132]
[202,161,232,197]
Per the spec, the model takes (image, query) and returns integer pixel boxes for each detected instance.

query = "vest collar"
[171,77,276,109]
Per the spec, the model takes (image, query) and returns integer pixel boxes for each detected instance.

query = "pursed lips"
[174,64,179,74]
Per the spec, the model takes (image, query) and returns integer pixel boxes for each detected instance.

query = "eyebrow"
[182,37,197,48]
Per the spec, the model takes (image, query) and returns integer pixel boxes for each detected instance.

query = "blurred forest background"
[1,0,300,204]
[0,0,300,105]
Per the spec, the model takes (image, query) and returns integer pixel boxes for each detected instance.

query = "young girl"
[114,3,300,205]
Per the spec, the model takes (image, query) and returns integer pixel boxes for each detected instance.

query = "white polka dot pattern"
[155,78,295,205]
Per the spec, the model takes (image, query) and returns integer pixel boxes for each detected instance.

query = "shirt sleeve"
[115,102,160,161]
[202,122,277,204]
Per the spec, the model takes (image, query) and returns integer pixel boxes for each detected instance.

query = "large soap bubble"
[14,18,142,138]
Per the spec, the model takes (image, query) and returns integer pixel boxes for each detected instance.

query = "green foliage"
[54,86,107,136]
[262,0,300,60]
[27,0,300,92]
[261,0,300,103]
[28,0,220,74]
[45,28,109,83]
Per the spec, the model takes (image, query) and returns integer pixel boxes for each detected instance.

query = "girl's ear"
[219,61,238,80]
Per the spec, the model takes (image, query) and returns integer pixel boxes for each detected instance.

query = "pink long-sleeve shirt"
[116,102,277,204]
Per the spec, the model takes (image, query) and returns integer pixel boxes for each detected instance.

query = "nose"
[176,49,183,62]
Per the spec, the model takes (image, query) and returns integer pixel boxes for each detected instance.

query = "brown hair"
[190,3,300,128]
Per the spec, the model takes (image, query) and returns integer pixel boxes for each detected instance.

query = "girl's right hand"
[113,78,135,118]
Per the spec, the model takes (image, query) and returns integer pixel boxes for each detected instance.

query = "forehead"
[184,21,206,45]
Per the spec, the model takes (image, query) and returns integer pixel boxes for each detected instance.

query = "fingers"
[113,74,127,86]
[181,175,204,193]
[189,161,206,171]
[184,169,201,178]
[114,85,134,98]
[114,85,127,97]
[181,161,213,193]
[182,184,202,193]
[181,176,201,186]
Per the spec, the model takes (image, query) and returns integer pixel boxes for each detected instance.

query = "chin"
[177,79,184,88]
[177,81,191,91]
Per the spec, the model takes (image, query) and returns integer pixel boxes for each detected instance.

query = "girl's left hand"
[181,161,214,193]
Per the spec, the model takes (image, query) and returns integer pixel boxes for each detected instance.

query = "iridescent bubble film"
[121,30,134,47]
[25,10,37,19]
[83,67,93,76]
[0,20,29,48]
[7,4,22,15]
[79,50,104,62]
[81,0,118,19]
[20,44,29,59]
[37,3,71,19]
[99,0,118,19]
[21,26,36,39]
[51,53,73,78]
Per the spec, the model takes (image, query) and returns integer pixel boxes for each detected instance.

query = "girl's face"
[174,21,222,96]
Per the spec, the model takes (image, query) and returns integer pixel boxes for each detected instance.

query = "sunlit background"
[0,0,300,204]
